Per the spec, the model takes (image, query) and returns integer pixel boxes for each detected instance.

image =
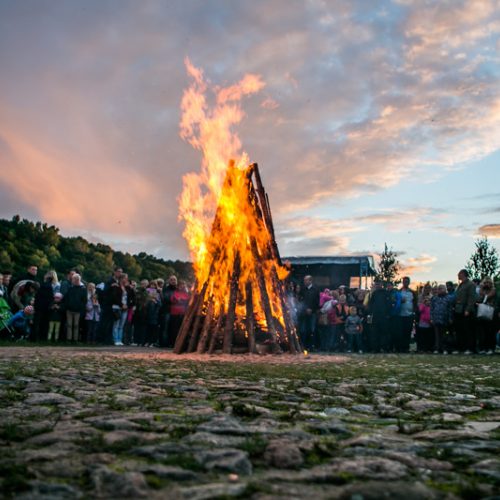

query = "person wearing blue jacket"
[8,305,34,339]
[387,282,402,352]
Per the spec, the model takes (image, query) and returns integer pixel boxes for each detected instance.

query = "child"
[145,283,161,347]
[85,284,101,344]
[8,305,34,340]
[333,294,349,351]
[48,293,63,341]
[344,306,363,353]
[430,284,451,354]
[417,296,432,352]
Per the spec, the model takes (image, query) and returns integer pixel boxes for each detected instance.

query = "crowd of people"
[289,271,500,355]
[0,266,191,348]
[1,264,499,355]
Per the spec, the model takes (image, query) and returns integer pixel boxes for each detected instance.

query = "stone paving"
[0,347,499,499]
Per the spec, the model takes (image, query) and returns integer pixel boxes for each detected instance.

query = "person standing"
[333,294,349,351]
[417,296,432,352]
[387,282,401,353]
[0,272,9,300]
[298,275,320,350]
[13,265,39,288]
[64,274,87,342]
[85,283,101,344]
[33,271,55,340]
[133,280,149,346]
[454,269,477,354]
[167,280,190,348]
[345,306,364,353]
[430,285,452,354]
[98,267,123,344]
[59,269,77,297]
[1,272,13,310]
[47,293,63,342]
[110,275,132,346]
[368,281,391,352]
[123,279,136,345]
[161,275,178,347]
[398,277,417,353]
[145,281,161,347]
[476,277,497,355]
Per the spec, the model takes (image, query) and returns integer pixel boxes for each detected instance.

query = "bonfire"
[174,60,300,355]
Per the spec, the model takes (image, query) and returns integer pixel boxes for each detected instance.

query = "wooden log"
[223,252,241,354]
[196,300,214,354]
[175,158,234,353]
[245,281,256,354]
[208,304,225,354]
[187,313,204,353]
[246,174,274,262]
[175,205,228,355]
[173,289,199,354]
[250,237,277,344]
[270,266,300,354]
[174,281,208,354]
[252,163,281,264]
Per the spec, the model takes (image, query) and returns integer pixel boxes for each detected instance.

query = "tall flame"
[179,58,265,282]
[178,59,293,347]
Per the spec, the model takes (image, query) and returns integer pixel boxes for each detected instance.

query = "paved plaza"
[0,347,499,498]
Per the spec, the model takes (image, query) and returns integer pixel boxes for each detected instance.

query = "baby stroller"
[0,296,13,338]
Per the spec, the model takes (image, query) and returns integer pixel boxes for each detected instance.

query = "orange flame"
[179,58,265,280]
[178,59,290,336]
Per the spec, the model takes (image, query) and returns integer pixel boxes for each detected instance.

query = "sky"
[0,0,499,282]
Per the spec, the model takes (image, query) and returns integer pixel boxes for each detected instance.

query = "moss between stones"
[0,463,33,496]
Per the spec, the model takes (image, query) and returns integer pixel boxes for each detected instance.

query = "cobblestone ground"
[0,347,499,499]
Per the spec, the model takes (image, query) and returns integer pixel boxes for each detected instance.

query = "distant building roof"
[284,255,377,274]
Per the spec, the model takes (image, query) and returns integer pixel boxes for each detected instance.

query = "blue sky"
[0,0,499,282]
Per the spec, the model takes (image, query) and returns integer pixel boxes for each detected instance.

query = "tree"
[465,237,499,280]
[0,216,193,283]
[376,243,400,284]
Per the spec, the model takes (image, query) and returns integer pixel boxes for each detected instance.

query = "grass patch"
[161,454,204,472]
[239,436,268,459]
[0,463,33,496]
[145,474,170,490]
[169,424,196,440]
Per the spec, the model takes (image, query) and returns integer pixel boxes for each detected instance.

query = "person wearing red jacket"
[167,280,191,348]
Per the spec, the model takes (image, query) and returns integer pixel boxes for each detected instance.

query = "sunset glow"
[0,1,499,282]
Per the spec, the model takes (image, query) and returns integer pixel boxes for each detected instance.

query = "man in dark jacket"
[161,275,178,348]
[33,275,54,341]
[14,265,39,287]
[97,267,123,344]
[454,269,477,354]
[60,269,78,297]
[368,281,392,352]
[64,274,87,342]
[386,282,402,352]
[298,275,320,350]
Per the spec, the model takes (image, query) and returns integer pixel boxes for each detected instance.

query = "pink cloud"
[478,224,500,238]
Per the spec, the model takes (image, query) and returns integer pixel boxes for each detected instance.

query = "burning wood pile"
[174,161,301,355]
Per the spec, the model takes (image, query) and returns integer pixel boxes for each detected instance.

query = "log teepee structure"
[174,162,301,355]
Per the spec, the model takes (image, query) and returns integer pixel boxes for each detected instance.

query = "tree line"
[376,239,500,284]
[0,216,193,283]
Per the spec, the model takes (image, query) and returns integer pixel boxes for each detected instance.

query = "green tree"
[376,243,400,284]
[0,216,192,283]
[465,237,499,280]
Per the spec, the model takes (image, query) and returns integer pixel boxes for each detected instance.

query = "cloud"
[277,206,447,257]
[478,224,500,238]
[400,253,438,275]
[0,0,498,262]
